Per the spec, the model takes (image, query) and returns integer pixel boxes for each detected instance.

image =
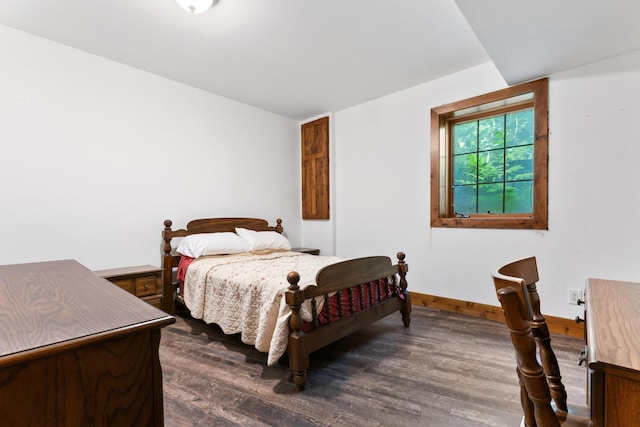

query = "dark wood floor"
[159,306,586,426]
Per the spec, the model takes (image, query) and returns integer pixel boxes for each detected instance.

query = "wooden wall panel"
[301,117,329,219]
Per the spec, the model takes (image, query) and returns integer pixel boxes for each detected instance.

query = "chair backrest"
[492,257,568,414]
[496,257,545,336]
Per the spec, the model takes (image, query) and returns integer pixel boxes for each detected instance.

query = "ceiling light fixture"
[176,0,214,14]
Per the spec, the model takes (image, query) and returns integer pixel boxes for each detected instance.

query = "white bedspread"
[183,251,342,365]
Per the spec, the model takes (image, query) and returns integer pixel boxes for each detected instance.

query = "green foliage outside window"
[452,108,534,215]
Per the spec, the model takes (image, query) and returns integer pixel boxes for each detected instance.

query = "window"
[430,78,548,229]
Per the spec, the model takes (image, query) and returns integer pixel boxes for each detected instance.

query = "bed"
[161,217,411,391]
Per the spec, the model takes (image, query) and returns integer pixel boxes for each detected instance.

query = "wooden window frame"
[430,78,548,230]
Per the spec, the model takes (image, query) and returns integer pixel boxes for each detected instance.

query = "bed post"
[285,271,309,391]
[275,218,283,233]
[162,220,173,256]
[397,252,411,328]
[162,220,176,314]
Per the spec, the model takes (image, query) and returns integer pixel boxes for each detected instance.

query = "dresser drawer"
[111,278,135,293]
[135,275,158,297]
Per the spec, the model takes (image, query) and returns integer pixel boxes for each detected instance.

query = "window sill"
[431,215,546,230]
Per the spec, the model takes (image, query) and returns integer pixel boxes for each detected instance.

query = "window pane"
[478,183,504,213]
[453,185,476,214]
[505,181,533,213]
[506,109,534,147]
[478,116,504,151]
[453,153,477,185]
[505,146,533,181]
[478,150,504,184]
[449,102,536,217]
[453,122,477,155]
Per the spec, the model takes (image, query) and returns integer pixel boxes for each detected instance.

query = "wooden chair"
[493,257,591,427]
[494,257,567,412]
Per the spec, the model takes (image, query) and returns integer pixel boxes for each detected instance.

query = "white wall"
[0,25,300,270]
[334,52,640,319]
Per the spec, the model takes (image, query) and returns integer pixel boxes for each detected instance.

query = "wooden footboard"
[285,252,410,391]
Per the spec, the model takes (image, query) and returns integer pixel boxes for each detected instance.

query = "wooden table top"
[0,259,174,362]
[586,277,640,372]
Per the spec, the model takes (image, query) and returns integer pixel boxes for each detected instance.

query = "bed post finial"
[162,220,173,256]
[276,218,283,233]
[287,271,300,290]
[396,252,411,328]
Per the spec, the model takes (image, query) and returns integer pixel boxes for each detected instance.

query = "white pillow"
[235,227,291,252]
[177,232,249,258]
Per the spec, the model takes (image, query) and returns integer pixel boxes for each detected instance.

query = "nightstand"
[291,247,321,255]
[95,265,163,310]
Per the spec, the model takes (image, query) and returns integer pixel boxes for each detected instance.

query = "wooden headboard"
[161,217,284,313]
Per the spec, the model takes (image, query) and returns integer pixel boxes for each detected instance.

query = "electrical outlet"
[568,288,583,305]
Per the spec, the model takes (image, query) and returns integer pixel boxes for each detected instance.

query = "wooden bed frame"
[161,217,411,391]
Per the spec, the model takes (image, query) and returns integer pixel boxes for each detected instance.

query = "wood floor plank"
[160,306,586,426]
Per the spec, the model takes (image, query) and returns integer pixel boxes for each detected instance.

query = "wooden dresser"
[0,259,175,426]
[586,278,640,427]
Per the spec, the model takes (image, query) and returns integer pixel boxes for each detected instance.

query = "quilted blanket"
[183,251,342,365]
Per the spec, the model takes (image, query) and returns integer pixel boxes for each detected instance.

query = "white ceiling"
[1,1,639,120]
